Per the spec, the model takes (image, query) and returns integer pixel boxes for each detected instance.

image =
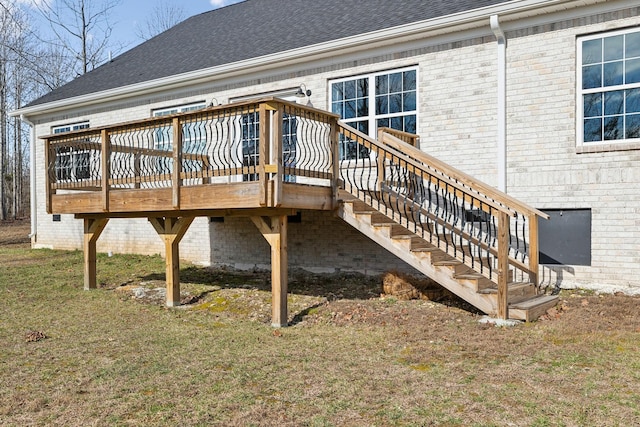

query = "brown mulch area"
[0,219,30,248]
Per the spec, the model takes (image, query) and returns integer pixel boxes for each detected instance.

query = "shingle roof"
[26,0,507,108]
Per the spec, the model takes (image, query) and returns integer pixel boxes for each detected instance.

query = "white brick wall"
[504,12,640,293]
[31,5,640,293]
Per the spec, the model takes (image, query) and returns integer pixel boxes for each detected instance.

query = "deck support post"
[251,215,288,327]
[497,211,510,320]
[83,217,109,290]
[149,216,195,307]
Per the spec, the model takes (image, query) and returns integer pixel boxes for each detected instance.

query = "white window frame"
[51,122,91,182]
[329,66,418,161]
[151,101,207,174]
[229,93,300,183]
[577,28,640,150]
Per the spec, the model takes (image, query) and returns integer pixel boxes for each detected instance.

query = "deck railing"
[336,123,549,317]
[44,98,337,211]
[44,97,547,317]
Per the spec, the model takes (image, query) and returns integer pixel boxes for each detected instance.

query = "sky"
[111,0,243,50]
[16,0,244,54]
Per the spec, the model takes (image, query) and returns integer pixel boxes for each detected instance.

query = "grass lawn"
[1,222,640,426]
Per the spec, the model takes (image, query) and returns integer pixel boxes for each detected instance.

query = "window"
[241,112,260,181]
[330,67,417,160]
[152,102,207,174]
[52,122,90,181]
[238,112,298,182]
[282,113,297,183]
[230,92,300,183]
[578,29,640,145]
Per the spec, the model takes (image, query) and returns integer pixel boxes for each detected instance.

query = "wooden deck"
[43,98,556,325]
[51,182,333,215]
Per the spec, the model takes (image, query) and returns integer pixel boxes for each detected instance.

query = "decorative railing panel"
[47,130,102,190]
[44,98,336,203]
[336,122,548,298]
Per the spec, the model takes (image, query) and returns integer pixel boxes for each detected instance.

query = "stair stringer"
[338,202,500,316]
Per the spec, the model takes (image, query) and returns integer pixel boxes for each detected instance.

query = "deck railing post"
[528,213,540,291]
[376,129,387,191]
[172,117,182,209]
[44,138,53,214]
[272,104,284,207]
[101,129,110,212]
[330,120,340,208]
[258,103,270,206]
[497,211,510,319]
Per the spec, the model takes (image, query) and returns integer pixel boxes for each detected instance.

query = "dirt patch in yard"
[0,219,30,248]
[109,263,638,334]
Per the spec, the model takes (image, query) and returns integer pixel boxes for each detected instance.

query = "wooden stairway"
[338,196,557,322]
[333,124,558,321]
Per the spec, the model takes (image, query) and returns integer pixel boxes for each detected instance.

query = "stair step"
[409,236,431,247]
[373,223,415,239]
[342,199,375,211]
[479,282,537,304]
[354,211,395,227]
[352,209,377,215]
[432,259,472,275]
[454,273,494,291]
[509,295,559,322]
[411,246,439,253]
[432,259,460,266]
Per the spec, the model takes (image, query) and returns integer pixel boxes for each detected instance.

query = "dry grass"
[1,221,640,426]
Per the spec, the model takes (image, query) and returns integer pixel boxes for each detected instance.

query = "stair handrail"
[377,126,419,147]
[337,122,515,217]
[336,122,547,307]
[376,130,549,221]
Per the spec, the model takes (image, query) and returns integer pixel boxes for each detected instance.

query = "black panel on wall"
[538,209,591,266]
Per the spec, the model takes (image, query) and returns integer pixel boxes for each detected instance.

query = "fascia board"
[11,0,610,118]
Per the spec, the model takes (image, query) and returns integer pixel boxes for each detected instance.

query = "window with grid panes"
[579,29,640,145]
[152,102,207,174]
[52,122,90,181]
[330,67,417,160]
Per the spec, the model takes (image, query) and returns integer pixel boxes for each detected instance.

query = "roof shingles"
[27,0,506,107]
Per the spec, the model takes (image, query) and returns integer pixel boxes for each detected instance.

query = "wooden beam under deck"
[51,182,333,215]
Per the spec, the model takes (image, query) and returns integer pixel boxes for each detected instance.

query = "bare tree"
[36,0,121,75]
[0,0,61,220]
[0,1,11,220]
[135,1,186,41]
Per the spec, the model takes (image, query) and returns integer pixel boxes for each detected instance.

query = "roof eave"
[11,0,607,118]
